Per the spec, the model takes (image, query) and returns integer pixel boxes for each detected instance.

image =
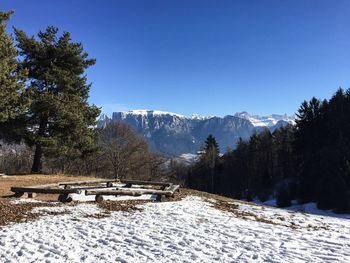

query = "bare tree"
[100,121,150,180]
[0,142,33,174]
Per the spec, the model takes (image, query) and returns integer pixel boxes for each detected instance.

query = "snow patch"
[260,199,350,219]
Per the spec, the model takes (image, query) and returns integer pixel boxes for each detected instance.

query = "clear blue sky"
[2,0,350,117]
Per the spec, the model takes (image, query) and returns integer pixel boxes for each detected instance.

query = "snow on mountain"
[97,110,295,155]
[119,110,185,119]
[106,110,295,125]
[234,111,295,127]
[191,114,212,120]
[96,113,110,128]
[178,153,199,164]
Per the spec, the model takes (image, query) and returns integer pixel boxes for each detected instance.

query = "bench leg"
[28,193,37,198]
[95,194,104,202]
[58,194,72,202]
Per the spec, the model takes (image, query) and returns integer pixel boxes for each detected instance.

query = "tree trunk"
[31,144,43,173]
[112,163,119,180]
[211,168,214,193]
[31,114,48,174]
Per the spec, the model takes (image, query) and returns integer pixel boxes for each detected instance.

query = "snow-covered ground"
[0,196,349,263]
[260,199,350,219]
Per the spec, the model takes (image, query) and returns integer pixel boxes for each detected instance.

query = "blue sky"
[2,0,350,117]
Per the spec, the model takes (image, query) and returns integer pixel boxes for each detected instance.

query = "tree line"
[188,89,350,213]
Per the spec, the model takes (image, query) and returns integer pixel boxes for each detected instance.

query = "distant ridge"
[98,110,295,155]
[119,110,185,118]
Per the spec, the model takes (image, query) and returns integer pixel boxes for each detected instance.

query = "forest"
[189,89,350,213]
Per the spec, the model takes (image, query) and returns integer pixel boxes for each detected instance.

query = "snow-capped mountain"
[117,110,185,119]
[234,111,295,127]
[97,110,294,155]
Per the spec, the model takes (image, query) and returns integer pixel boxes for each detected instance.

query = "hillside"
[0,176,349,262]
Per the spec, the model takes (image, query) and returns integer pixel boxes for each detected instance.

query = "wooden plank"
[11,187,81,194]
[62,185,118,191]
[120,179,172,187]
[59,179,172,187]
[165,184,180,193]
[26,183,59,188]
[86,189,146,196]
[58,179,116,186]
[85,185,180,197]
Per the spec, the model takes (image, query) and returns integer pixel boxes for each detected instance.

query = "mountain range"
[97,110,295,156]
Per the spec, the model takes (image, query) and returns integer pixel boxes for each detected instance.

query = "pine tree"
[200,134,220,193]
[315,89,350,212]
[0,11,27,130]
[246,130,275,201]
[235,138,250,198]
[14,26,100,173]
[294,97,326,203]
[219,137,249,198]
[294,89,350,211]
[272,125,296,182]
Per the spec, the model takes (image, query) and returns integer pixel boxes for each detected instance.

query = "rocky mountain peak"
[98,110,294,155]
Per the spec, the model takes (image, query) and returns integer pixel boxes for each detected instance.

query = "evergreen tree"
[235,138,250,198]
[294,89,350,211]
[220,137,249,198]
[246,130,274,200]
[315,89,350,212]
[14,26,100,173]
[200,134,220,193]
[272,125,296,182]
[0,11,27,134]
[294,97,326,203]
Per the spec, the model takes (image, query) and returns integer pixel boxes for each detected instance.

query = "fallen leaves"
[0,199,65,226]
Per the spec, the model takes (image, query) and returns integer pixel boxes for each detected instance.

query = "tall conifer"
[14,26,100,172]
[200,134,220,193]
[0,11,27,126]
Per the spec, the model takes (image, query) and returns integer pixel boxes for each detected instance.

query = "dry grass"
[176,188,238,202]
